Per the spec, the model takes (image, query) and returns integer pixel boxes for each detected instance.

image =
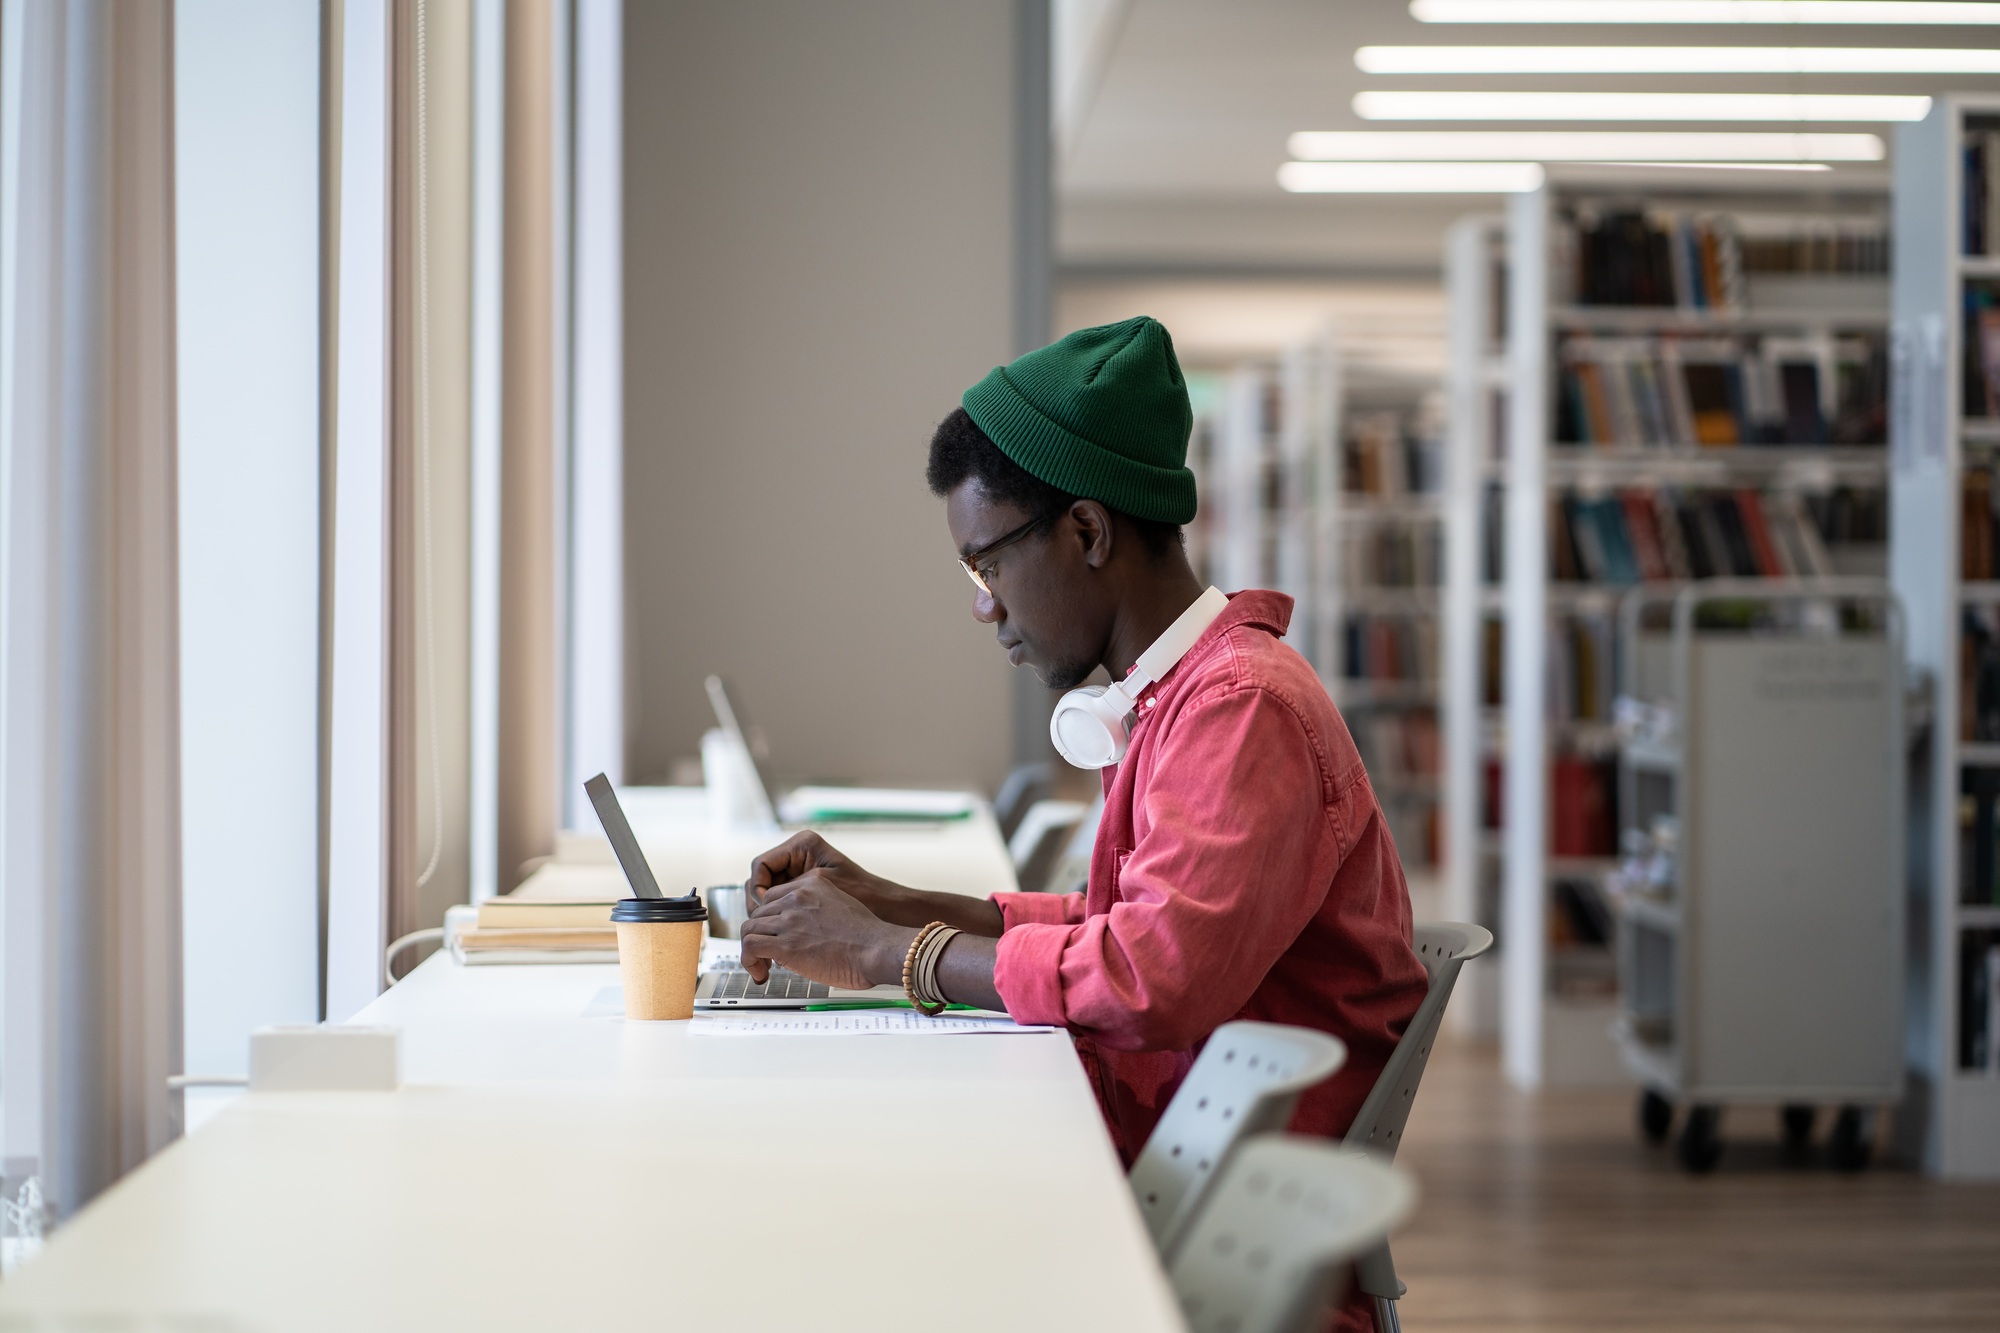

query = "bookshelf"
[1889,94,2000,1180]
[1188,334,1344,680]
[1443,214,1508,1040]
[1494,180,1893,1089]
[1332,400,1447,909]
[1190,335,1449,901]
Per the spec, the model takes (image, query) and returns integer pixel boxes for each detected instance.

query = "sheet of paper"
[689,1010,1055,1036]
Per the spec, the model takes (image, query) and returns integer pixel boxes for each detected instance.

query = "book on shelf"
[1345,409,1445,497]
[1958,771,2000,907]
[1549,616,1615,726]
[1963,288,2000,418]
[1480,618,1504,708]
[1958,928,2000,1071]
[1481,483,1505,584]
[1560,207,1885,310]
[1963,466,1996,580]
[1342,613,1437,685]
[1342,524,1442,590]
[1554,332,1887,449]
[1549,484,1844,585]
[1960,606,2000,742]
[1551,754,1618,858]
[1356,709,1440,786]
[1964,128,2000,257]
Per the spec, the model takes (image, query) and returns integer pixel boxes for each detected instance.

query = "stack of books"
[1344,410,1446,496]
[1550,485,1838,584]
[1555,333,1888,449]
[1343,614,1437,686]
[1341,523,1442,590]
[1559,208,1886,310]
[451,898,619,965]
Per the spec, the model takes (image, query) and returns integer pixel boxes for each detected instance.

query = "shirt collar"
[1125,589,1295,709]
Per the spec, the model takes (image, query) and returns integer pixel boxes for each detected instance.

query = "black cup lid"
[611,891,709,923]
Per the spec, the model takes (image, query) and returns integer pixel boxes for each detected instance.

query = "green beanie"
[960,316,1197,525]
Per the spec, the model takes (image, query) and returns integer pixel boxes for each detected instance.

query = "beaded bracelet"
[916,926,961,1013]
[902,922,950,1016]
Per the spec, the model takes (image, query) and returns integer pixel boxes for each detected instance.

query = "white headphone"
[1049,586,1230,770]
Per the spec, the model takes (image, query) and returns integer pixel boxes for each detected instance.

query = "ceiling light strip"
[1589,159,1835,169]
[1278,161,1548,193]
[1286,130,1885,160]
[1353,90,1933,120]
[1359,45,2000,73]
[1410,0,2000,23]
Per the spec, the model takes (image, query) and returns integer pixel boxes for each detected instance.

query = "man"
[740,314,1427,1185]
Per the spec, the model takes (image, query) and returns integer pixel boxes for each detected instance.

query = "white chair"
[1169,1135,1416,1333]
[1344,921,1495,1333]
[1007,798,1089,892]
[1130,1020,1347,1257]
[1039,791,1104,896]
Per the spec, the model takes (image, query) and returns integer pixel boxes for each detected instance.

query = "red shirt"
[991,590,1428,1162]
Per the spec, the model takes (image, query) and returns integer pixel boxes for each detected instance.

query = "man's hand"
[745,832,1006,936]
[738,875,913,989]
[747,831,903,919]
[740,834,1012,1011]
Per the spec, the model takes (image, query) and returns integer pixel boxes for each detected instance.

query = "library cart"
[1610,579,1904,1173]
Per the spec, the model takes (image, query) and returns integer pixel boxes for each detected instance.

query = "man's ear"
[1070,500,1116,568]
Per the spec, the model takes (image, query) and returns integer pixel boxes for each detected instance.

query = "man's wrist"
[868,923,920,988]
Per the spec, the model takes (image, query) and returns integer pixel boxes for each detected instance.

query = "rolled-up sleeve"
[992,684,1341,1051]
[991,891,1086,929]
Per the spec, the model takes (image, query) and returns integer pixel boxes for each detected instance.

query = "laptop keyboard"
[705,961,831,1002]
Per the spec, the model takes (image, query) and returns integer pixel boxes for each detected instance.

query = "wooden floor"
[1390,1038,2000,1331]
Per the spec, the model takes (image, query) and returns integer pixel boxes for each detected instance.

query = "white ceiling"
[1058,0,2000,272]
[1056,273,1447,380]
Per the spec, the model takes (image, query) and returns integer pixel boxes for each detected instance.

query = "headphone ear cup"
[1050,685,1132,770]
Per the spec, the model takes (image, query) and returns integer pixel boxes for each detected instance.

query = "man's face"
[945,480,1105,691]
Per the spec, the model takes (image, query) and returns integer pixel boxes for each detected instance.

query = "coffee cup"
[612,891,709,1020]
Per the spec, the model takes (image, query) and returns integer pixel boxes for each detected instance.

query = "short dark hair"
[925,407,1184,558]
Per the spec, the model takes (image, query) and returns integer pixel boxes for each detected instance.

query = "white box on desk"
[249,1025,400,1091]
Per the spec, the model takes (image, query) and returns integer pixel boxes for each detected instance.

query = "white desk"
[518,785,1020,902]
[0,797,1180,1332]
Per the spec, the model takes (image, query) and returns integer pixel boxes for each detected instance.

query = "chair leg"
[1372,1295,1402,1333]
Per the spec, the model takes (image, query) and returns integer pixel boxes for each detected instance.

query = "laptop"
[705,675,974,826]
[583,772,908,1009]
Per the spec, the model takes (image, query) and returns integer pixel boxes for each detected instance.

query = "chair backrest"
[992,763,1053,843]
[1130,1021,1347,1257]
[1344,921,1493,1162]
[1039,791,1104,897]
[1169,1136,1415,1333]
[1008,798,1089,890]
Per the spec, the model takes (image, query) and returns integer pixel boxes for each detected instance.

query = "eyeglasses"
[957,512,1056,596]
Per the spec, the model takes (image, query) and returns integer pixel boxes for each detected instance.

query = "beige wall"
[412,0,474,931]
[623,1,1021,792]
